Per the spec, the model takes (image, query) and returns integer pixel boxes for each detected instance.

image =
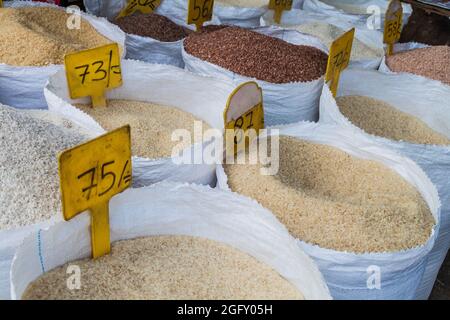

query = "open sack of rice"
[216,121,440,299]
[10,182,331,300]
[319,69,450,299]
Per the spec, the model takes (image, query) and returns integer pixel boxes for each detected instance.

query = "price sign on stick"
[117,0,161,18]
[64,43,122,108]
[188,0,214,31]
[269,0,293,24]
[59,126,132,259]
[325,28,355,97]
[224,82,264,156]
[384,0,403,56]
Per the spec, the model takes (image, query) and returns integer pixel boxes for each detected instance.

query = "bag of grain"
[183,25,329,126]
[0,104,97,299]
[83,0,220,27]
[0,1,126,109]
[261,9,384,69]
[319,69,450,299]
[45,59,236,187]
[114,13,194,68]
[10,182,331,300]
[379,43,450,88]
[217,121,440,299]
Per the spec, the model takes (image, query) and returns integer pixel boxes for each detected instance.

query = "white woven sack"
[182,26,328,126]
[319,69,450,299]
[0,1,126,109]
[44,59,236,188]
[261,9,384,69]
[10,182,332,300]
[216,121,440,300]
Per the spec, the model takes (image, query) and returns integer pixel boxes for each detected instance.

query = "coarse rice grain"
[22,235,304,300]
[0,7,114,66]
[291,22,383,60]
[184,26,328,84]
[224,136,434,253]
[75,100,211,159]
[336,95,450,146]
[0,105,87,230]
[386,46,450,86]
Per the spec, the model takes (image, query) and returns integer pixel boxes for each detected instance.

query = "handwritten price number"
[78,160,131,201]
[331,41,351,70]
[118,0,161,17]
[75,50,120,87]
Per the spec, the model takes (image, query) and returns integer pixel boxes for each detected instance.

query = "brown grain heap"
[184,26,328,83]
[0,7,113,66]
[336,96,450,146]
[114,13,191,42]
[76,100,210,159]
[22,235,304,300]
[225,137,434,253]
[386,46,450,86]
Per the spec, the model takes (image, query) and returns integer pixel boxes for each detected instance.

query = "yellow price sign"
[117,0,162,18]
[269,0,293,24]
[384,0,403,56]
[58,126,132,259]
[325,28,355,97]
[188,0,215,31]
[224,82,264,156]
[64,43,122,108]
[0,1,3,8]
